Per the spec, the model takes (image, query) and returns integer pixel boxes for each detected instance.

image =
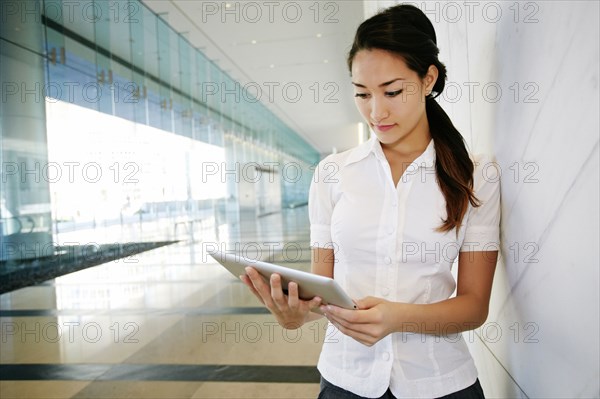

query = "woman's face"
[351,49,436,149]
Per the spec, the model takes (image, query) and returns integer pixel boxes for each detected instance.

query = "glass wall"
[0,0,320,286]
[1,0,53,263]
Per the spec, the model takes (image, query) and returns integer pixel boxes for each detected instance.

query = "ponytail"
[426,96,480,233]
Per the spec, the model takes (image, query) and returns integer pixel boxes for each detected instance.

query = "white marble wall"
[363,1,599,397]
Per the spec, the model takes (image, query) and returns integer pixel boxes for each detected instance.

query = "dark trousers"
[318,377,485,399]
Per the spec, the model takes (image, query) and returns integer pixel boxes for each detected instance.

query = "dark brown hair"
[347,4,479,233]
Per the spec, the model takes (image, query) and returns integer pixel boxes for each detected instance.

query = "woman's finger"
[324,311,371,336]
[239,274,264,304]
[287,281,300,309]
[308,296,323,309]
[324,305,372,324]
[245,267,276,309]
[269,273,289,310]
[328,320,377,347]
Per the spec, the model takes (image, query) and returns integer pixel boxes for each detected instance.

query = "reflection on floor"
[0,207,323,398]
[0,241,177,294]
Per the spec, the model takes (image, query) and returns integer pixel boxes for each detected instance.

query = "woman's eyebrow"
[351,78,406,88]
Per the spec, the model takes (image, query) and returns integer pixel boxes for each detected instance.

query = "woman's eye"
[385,89,403,97]
[354,93,369,99]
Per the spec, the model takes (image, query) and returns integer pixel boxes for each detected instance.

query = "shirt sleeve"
[460,155,501,252]
[308,156,337,248]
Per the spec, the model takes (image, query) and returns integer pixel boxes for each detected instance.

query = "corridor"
[1,208,324,398]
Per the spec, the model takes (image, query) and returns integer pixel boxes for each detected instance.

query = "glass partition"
[0,0,320,291]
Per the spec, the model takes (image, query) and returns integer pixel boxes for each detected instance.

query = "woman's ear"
[424,65,439,94]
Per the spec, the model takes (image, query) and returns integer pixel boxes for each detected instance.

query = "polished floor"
[0,208,324,398]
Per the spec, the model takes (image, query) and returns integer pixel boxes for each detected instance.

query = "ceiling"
[141,0,367,156]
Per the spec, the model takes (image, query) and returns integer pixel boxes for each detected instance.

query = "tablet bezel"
[209,250,357,310]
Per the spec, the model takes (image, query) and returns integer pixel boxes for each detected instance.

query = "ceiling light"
[269,64,275,69]
[316,33,322,38]
[225,3,232,8]
[251,40,257,44]
[323,59,329,63]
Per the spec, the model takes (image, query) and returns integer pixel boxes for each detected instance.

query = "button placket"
[378,186,397,300]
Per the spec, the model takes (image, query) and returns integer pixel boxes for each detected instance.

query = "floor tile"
[0,381,90,399]
[192,382,320,399]
[71,381,203,399]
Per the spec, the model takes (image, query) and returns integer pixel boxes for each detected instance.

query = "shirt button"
[392,201,398,208]
[387,226,395,234]
[381,287,390,297]
[382,352,390,361]
[384,256,392,264]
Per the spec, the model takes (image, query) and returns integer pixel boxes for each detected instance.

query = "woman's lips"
[373,124,395,132]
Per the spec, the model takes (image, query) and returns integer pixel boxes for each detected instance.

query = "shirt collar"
[344,135,437,168]
[343,135,378,166]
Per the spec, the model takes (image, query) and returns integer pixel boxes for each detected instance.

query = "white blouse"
[309,136,501,398]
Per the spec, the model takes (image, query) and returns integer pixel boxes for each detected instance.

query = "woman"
[242,4,500,398]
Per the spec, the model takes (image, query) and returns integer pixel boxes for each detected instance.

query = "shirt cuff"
[310,224,333,248]
[460,226,500,252]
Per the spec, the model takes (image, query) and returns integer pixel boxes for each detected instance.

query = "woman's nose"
[370,99,389,124]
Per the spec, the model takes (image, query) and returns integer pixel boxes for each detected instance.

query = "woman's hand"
[240,266,322,330]
[321,296,400,346]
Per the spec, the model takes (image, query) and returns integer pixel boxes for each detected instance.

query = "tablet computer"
[209,250,357,310]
